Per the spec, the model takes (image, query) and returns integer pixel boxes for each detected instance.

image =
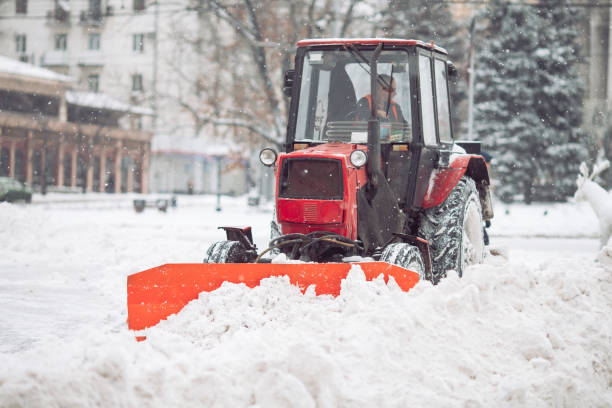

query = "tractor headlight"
[349,149,368,168]
[259,148,278,167]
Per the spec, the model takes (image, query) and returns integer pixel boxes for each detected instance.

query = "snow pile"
[490,200,599,238]
[599,236,612,269]
[1,198,611,406]
[1,258,611,407]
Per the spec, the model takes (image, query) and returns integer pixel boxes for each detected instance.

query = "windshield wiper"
[385,65,394,117]
[344,44,391,90]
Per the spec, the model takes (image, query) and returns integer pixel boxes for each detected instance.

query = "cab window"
[418,55,437,146]
[434,59,452,143]
[294,50,413,144]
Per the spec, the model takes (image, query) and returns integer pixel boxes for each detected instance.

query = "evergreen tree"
[532,1,590,200]
[474,0,589,203]
[382,0,467,136]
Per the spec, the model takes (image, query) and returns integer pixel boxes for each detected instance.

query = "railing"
[42,50,70,67]
[77,51,104,67]
[79,9,103,25]
[46,8,70,24]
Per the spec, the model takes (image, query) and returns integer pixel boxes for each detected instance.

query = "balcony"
[79,9,103,26]
[79,5,113,26]
[78,51,104,67]
[42,50,70,67]
[16,53,35,64]
[46,8,70,26]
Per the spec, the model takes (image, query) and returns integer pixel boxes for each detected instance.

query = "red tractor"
[127,39,493,332]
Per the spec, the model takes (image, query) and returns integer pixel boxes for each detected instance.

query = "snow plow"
[127,39,493,332]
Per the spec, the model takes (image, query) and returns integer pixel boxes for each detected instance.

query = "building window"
[133,0,145,11]
[87,74,99,92]
[15,34,26,53]
[132,33,144,53]
[88,33,100,50]
[15,0,27,14]
[132,73,143,91]
[89,0,101,14]
[55,34,67,50]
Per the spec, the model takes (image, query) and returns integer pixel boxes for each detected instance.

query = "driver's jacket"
[354,95,406,122]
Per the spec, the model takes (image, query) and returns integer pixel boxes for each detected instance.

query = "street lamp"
[215,155,222,211]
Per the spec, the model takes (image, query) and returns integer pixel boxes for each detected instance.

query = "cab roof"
[296,38,448,55]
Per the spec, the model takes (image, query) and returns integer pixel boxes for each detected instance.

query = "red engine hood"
[281,142,364,163]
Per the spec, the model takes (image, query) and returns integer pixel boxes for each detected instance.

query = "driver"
[354,74,406,122]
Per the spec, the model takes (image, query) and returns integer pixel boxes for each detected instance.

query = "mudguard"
[421,154,490,209]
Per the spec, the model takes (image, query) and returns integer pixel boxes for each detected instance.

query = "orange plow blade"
[127,262,420,331]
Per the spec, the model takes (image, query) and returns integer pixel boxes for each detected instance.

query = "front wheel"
[380,243,425,280]
[418,177,485,283]
[203,240,250,263]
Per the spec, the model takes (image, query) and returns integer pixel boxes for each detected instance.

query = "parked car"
[0,177,32,203]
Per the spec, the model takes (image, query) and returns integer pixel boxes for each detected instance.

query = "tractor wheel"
[418,177,484,283]
[203,240,249,263]
[380,243,425,280]
[263,218,282,258]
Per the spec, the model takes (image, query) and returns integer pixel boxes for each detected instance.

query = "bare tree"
[159,0,371,149]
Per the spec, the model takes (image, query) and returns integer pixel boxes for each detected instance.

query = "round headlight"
[350,149,368,168]
[259,148,277,167]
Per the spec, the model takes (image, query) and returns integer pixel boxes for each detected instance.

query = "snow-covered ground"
[0,195,610,407]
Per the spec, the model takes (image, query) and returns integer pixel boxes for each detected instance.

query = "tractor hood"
[281,142,364,165]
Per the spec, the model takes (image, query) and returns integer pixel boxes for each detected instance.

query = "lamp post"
[467,15,477,140]
[215,155,222,211]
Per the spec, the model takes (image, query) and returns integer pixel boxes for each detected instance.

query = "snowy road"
[0,196,610,407]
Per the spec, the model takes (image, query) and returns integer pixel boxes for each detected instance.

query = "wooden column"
[57,138,65,187]
[126,157,134,193]
[85,136,94,192]
[70,148,78,188]
[40,144,46,192]
[99,147,106,192]
[9,140,16,178]
[59,94,67,122]
[26,131,33,185]
[86,162,94,192]
[114,141,122,193]
[140,143,150,194]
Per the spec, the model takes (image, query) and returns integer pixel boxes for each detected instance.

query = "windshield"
[294,49,412,144]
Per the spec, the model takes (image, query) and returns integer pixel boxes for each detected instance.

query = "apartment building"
[0,0,248,195]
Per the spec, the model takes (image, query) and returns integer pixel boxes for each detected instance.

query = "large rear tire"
[203,240,249,263]
[418,177,484,283]
[380,243,425,280]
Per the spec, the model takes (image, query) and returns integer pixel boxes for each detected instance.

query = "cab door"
[410,51,442,208]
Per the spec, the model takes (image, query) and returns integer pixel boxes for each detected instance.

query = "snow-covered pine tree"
[474,0,589,203]
[382,0,467,136]
[532,0,589,200]
[474,0,542,202]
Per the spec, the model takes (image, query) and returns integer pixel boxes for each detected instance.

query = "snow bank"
[490,200,599,238]
[1,258,611,407]
[1,199,611,406]
[598,236,612,269]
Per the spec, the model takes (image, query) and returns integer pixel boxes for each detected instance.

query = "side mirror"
[447,61,458,79]
[283,69,295,97]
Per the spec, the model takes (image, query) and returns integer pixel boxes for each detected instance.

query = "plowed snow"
[0,196,610,407]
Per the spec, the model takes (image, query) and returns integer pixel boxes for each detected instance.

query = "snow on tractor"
[127,39,493,332]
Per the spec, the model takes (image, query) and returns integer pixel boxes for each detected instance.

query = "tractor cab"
[281,39,458,212]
